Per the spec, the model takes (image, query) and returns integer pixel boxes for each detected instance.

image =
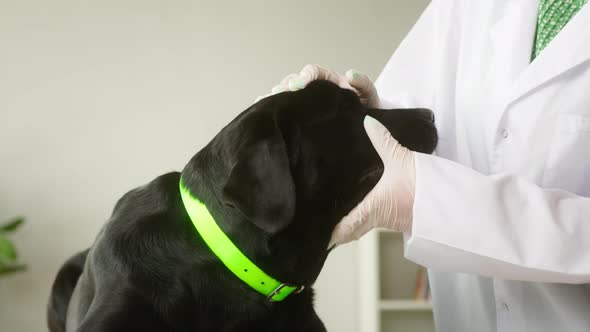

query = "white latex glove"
[256,64,380,108]
[328,116,417,249]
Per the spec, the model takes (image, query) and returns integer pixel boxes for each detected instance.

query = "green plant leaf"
[0,263,27,275]
[0,217,24,233]
[0,234,17,265]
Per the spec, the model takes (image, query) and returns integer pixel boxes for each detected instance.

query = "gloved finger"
[279,73,299,87]
[277,73,300,92]
[287,64,320,91]
[293,64,356,91]
[256,65,358,103]
[254,68,325,102]
[328,171,392,249]
[266,73,299,96]
[271,83,289,94]
[364,116,403,164]
[328,203,376,248]
[346,69,379,108]
[255,84,288,102]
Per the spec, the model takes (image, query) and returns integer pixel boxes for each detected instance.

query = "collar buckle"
[267,283,306,302]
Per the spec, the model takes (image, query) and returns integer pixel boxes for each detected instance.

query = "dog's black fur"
[47,80,437,332]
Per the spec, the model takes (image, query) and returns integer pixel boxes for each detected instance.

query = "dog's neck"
[178,147,332,303]
[179,179,304,302]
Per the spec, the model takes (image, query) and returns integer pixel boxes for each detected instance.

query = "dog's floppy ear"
[222,114,295,234]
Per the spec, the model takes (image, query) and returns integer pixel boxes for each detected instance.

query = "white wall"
[0,0,428,330]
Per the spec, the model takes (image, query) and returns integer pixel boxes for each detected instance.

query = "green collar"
[179,180,304,302]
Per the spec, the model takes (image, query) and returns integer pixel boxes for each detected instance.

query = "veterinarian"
[260,1,590,331]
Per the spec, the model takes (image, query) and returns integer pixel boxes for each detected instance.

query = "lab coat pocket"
[543,113,590,194]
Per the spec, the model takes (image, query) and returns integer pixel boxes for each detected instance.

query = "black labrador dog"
[48,80,437,332]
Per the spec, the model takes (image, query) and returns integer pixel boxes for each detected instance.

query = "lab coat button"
[501,129,509,138]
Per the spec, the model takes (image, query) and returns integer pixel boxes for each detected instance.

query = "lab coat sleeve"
[406,153,590,284]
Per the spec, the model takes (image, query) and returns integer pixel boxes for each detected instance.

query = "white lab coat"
[375,1,590,331]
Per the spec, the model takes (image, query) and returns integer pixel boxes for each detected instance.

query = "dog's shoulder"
[63,172,207,330]
[111,171,182,218]
[94,171,197,276]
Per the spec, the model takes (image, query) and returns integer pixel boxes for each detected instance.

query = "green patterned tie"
[532,0,588,59]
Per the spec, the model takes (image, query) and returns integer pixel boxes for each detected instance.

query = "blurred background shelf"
[359,230,434,332]
[380,300,433,311]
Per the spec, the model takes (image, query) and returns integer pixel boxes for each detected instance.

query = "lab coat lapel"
[479,1,538,141]
[508,5,590,104]
[487,1,539,92]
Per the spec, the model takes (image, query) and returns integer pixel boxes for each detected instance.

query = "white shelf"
[359,229,435,332]
[377,228,399,234]
[380,300,432,311]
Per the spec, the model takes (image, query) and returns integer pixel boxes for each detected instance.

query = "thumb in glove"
[328,116,417,248]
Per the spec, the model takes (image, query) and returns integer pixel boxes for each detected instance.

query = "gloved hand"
[328,116,417,249]
[256,64,380,108]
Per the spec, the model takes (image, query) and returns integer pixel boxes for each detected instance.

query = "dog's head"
[182,80,436,286]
